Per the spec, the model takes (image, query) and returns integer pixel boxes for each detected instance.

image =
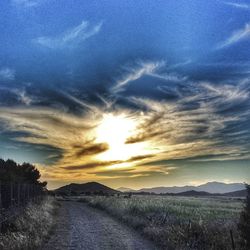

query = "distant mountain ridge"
[55,181,246,196]
[117,182,245,194]
[169,189,246,197]
[55,182,119,195]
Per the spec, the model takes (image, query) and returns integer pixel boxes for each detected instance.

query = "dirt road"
[42,201,158,250]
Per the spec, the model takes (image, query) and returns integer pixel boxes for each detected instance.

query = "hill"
[55,182,120,195]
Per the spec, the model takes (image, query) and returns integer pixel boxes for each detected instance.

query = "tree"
[0,158,46,187]
[238,184,250,249]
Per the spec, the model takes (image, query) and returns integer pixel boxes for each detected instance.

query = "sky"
[0,0,250,189]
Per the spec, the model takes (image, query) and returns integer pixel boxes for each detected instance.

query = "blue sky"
[0,0,250,189]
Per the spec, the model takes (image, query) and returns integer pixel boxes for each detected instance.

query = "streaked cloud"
[91,165,174,178]
[111,61,164,93]
[59,91,99,114]
[0,67,15,81]
[111,60,188,94]
[126,79,250,162]
[34,20,103,49]
[201,81,249,102]
[217,23,250,49]
[168,59,193,69]
[0,107,102,168]
[223,1,250,9]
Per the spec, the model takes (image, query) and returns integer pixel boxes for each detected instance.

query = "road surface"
[42,201,158,250]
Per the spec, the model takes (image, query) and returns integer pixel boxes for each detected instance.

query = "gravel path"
[42,201,158,250]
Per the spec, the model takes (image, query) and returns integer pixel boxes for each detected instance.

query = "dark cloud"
[127,154,155,162]
[73,142,109,158]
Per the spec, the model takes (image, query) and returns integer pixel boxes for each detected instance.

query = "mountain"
[55,182,120,195]
[120,182,245,194]
[117,187,136,192]
[170,189,247,197]
[195,182,245,194]
[173,189,247,197]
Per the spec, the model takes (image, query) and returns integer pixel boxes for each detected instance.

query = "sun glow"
[95,113,149,162]
[96,113,135,148]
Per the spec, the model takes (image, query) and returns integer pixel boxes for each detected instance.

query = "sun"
[96,113,135,148]
[95,113,146,162]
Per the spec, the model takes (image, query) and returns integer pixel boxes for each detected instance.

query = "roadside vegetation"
[81,195,244,249]
[0,196,58,250]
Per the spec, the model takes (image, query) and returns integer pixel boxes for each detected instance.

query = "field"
[80,195,244,250]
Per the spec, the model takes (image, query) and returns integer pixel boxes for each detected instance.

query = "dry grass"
[0,196,58,250]
[81,195,244,250]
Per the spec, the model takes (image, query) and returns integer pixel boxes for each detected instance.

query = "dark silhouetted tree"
[0,158,46,187]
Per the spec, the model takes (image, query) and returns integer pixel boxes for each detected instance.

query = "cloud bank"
[0,61,249,183]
